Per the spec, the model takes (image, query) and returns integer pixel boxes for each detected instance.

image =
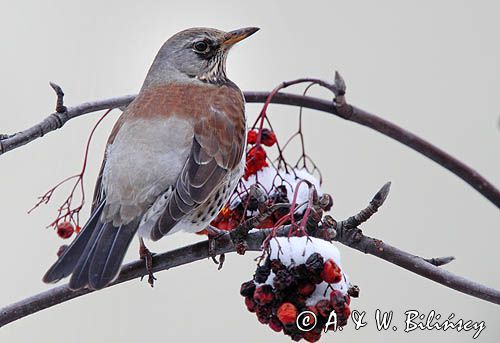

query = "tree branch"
[1,184,499,328]
[1,79,499,327]
[1,82,498,208]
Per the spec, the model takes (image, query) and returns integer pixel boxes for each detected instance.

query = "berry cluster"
[210,184,289,232]
[244,128,276,180]
[240,238,352,342]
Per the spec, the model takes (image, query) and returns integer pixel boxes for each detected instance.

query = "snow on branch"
[1,75,499,329]
[1,182,498,328]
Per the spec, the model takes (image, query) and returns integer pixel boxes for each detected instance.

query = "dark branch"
[1,79,499,327]
[1,183,499,328]
[1,82,497,207]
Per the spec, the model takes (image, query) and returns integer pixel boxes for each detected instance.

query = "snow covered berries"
[240,237,353,341]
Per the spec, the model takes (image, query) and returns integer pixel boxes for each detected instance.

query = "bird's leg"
[139,237,157,287]
[206,225,226,269]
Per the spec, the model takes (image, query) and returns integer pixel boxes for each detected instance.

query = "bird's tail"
[43,202,138,290]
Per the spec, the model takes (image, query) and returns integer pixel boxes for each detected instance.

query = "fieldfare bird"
[43,27,259,290]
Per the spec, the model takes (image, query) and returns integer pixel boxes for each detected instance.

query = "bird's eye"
[193,40,210,53]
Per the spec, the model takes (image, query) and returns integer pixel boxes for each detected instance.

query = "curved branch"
[1,88,498,207]
[2,184,499,327]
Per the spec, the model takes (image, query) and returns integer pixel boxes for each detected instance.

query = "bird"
[43,27,259,290]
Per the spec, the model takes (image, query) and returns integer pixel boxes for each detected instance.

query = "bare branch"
[343,181,391,228]
[0,94,135,155]
[1,183,499,327]
[1,82,498,207]
[1,80,499,327]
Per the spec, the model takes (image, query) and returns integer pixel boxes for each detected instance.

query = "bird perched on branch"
[43,27,259,290]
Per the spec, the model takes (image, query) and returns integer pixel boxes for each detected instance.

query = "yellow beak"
[222,27,260,47]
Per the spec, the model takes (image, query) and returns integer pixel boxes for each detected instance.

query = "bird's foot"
[206,225,226,270]
[139,239,157,287]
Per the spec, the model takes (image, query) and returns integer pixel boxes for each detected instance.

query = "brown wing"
[150,85,245,240]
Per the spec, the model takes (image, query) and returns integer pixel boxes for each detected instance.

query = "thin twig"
[0,84,497,208]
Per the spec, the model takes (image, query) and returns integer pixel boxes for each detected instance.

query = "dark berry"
[253,264,271,283]
[256,305,272,324]
[290,332,304,342]
[268,316,283,332]
[253,284,274,305]
[330,290,347,309]
[240,280,256,297]
[270,185,289,204]
[348,285,360,298]
[273,269,294,291]
[270,259,285,273]
[305,253,324,276]
[290,264,309,282]
[245,297,256,312]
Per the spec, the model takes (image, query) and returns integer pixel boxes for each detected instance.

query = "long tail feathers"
[88,221,137,289]
[43,202,139,290]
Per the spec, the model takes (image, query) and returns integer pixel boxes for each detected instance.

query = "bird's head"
[145,27,259,87]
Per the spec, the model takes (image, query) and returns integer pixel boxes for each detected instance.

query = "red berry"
[244,146,268,179]
[277,302,297,326]
[335,305,351,327]
[245,297,257,312]
[268,316,283,332]
[253,285,274,306]
[330,290,348,309]
[304,331,322,342]
[261,129,277,146]
[75,225,82,234]
[297,281,316,297]
[247,130,258,144]
[321,259,342,284]
[56,221,74,239]
[315,299,333,318]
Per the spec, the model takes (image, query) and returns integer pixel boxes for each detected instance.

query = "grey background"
[0,0,499,342]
